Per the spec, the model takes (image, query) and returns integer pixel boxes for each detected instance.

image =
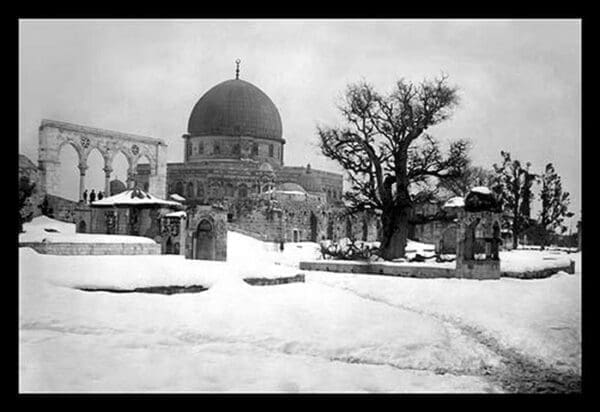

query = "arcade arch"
[56,143,79,201]
[38,119,167,200]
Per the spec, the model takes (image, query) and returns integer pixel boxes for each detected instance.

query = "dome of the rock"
[188,79,283,142]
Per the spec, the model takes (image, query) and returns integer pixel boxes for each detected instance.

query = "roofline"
[40,119,167,146]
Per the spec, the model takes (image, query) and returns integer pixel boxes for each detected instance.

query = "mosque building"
[133,62,380,257]
[144,62,344,206]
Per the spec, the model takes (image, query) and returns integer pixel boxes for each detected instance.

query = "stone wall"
[243,274,305,286]
[228,195,380,244]
[20,242,161,255]
[299,261,456,278]
[45,194,81,223]
[19,155,44,219]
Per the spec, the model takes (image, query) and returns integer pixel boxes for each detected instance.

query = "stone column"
[127,168,136,189]
[103,166,113,196]
[78,163,88,202]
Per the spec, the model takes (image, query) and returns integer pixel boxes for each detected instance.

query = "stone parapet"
[299,261,456,278]
[19,242,161,255]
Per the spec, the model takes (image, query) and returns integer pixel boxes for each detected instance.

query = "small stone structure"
[455,188,503,279]
[183,205,228,261]
[89,189,181,242]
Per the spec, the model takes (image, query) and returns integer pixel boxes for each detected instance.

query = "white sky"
[18,19,581,227]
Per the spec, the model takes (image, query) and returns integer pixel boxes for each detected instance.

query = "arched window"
[232,143,240,155]
[269,144,274,157]
[197,182,205,199]
[198,141,204,154]
[187,182,194,198]
[252,143,259,155]
[175,181,184,196]
[213,143,221,155]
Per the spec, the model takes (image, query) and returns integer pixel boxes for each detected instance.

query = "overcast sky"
[19,19,581,226]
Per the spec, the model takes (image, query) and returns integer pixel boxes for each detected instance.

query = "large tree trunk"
[380,206,410,260]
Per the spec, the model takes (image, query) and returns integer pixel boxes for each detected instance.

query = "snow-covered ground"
[19,216,156,244]
[20,247,500,392]
[19,224,581,392]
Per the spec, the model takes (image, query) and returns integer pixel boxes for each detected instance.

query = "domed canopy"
[276,182,307,193]
[188,79,283,142]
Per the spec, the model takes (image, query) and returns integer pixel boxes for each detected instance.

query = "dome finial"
[235,58,241,79]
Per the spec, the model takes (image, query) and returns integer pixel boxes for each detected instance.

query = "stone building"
[132,68,361,246]
[135,73,345,205]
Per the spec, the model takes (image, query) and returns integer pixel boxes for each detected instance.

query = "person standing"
[98,191,104,200]
[89,189,96,203]
[82,189,88,204]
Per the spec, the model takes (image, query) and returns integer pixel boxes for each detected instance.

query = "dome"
[259,162,274,172]
[188,79,283,142]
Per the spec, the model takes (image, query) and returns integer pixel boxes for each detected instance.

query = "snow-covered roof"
[165,211,187,218]
[276,182,307,193]
[470,186,492,195]
[443,196,465,208]
[277,190,308,196]
[91,188,182,207]
[169,194,186,202]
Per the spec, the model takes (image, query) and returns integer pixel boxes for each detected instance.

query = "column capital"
[103,166,113,176]
[78,164,88,175]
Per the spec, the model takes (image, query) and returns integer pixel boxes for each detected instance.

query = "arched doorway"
[195,219,215,260]
[309,212,318,242]
[78,220,87,233]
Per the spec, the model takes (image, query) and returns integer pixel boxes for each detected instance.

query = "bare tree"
[318,75,469,259]
[438,165,495,197]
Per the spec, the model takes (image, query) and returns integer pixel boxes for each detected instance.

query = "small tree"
[492,151,536,249]
[18,176,36,233]
[538,163,574,249]
[318,75,469,259]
